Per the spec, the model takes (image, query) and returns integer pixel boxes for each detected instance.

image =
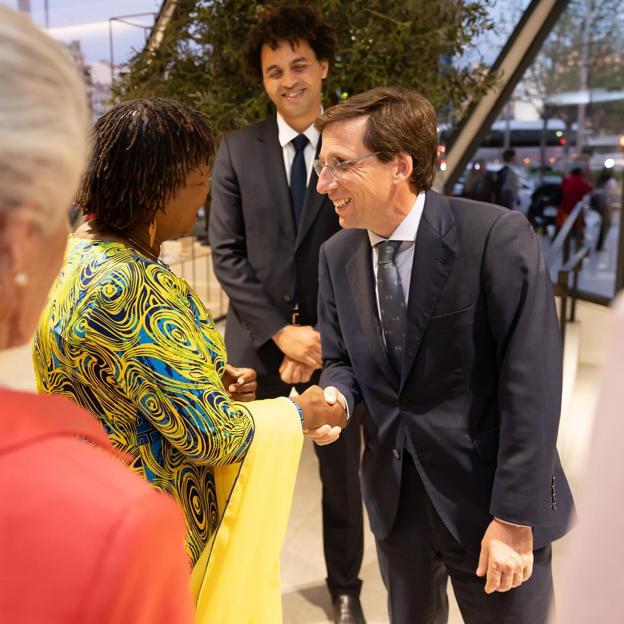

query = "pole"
[540,110,548,182]
[576,0,592,155]
[615,181,624,295]
[503,101,512,151]
[109,18,115,89]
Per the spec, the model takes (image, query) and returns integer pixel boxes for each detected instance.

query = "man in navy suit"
[209,7,365,622]
[315,87,574,624]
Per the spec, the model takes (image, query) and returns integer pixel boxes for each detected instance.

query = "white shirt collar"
[276,111,321,150]
[368,191,426,247]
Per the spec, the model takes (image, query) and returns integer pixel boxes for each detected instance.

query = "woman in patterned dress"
[33,98,346,623]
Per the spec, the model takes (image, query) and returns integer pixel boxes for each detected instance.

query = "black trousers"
[375,455,554,624]
[256,373,364,597]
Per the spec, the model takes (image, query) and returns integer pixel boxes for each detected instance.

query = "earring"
[148,221,158,247]
[14,272,28,287]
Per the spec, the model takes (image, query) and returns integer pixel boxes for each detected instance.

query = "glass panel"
[451,0,623,301]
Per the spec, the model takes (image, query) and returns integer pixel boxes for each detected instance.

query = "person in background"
[495,148,519,209]
[33,96,347,623]
[591,167,618,252]
[209,6,365,623]
[0,6,193,623]
[462,159,495,202]
[557,165,592,229]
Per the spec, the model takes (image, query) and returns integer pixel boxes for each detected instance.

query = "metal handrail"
[545,198,586,266]
[550,200,590,344]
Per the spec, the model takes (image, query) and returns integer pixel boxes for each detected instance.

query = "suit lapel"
[400,191,456,391]
[258,115,296,242]
[295,140,324,249]
[346,233,399,389]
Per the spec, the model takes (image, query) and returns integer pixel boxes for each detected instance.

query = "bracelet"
[289,398,305,428]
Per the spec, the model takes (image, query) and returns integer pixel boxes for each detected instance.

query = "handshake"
[272,325,347,445]
[223,356,348,446]
[292,385,348,446]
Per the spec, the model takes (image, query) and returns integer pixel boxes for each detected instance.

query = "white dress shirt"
[276,112,320,185]
[331,193,424,420]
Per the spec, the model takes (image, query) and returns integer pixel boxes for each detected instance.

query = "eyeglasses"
[312,152,380,179]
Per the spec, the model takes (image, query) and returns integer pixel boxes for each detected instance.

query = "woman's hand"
[293,385,347,430]
[222,364,257,401]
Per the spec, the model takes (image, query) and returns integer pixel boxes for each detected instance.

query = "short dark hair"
[76,97,214,232]
[502,149,515,162]
[243,5,335,82]
[316,87,439,192]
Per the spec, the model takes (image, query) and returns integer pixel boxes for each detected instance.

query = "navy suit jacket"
[209,114,339,376]
[318,191,574,554]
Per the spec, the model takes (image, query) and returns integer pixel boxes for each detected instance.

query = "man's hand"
[322,385,348,413]
[279,355,315,385]
[476,518,534,594]
[221,364,257,402]
[304,424,342,446]
[272,325,322,369]
[293,385,347,430]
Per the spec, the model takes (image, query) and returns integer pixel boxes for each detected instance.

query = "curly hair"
[76,97,214,232]
[316,87,439,193]
[243,5,335,82]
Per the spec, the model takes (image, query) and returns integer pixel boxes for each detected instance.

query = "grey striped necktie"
[376,240,406,375]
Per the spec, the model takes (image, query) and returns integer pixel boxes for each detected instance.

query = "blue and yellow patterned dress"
[35,236,305,622]
[33,236,256,565]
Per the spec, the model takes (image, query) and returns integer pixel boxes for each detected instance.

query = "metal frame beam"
[443,0,570,194]
[145,0,181,54]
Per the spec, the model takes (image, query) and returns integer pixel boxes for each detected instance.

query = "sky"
[2,0,161,64]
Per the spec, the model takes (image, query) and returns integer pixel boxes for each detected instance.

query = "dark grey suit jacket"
[209,114,340,377]
[318,191,574,555]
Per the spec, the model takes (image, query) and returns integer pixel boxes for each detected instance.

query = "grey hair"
[0,5,89,231]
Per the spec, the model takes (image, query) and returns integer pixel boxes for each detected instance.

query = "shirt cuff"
[494,517,531,529]
[335,390,350,421]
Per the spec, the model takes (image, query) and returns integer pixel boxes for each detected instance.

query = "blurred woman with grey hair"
[0,6,194,622]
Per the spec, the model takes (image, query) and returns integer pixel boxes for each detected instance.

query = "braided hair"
[76,97,214,232]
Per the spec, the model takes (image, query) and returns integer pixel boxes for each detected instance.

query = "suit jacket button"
[284,294,292,303]
[399,400,409,410]
[393,449,401,460]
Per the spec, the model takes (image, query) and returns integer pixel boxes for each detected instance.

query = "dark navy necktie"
[376,240,406,375]
[289,134,309,227]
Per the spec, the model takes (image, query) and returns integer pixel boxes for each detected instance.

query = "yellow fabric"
[191,397,303,624]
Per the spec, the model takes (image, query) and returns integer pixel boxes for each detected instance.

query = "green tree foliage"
[114,0,498,137]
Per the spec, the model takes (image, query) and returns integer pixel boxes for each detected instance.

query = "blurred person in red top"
[0,6,193,623]
[556,166,592,229]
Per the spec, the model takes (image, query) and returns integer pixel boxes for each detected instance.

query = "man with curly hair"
[209,6,366,623]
